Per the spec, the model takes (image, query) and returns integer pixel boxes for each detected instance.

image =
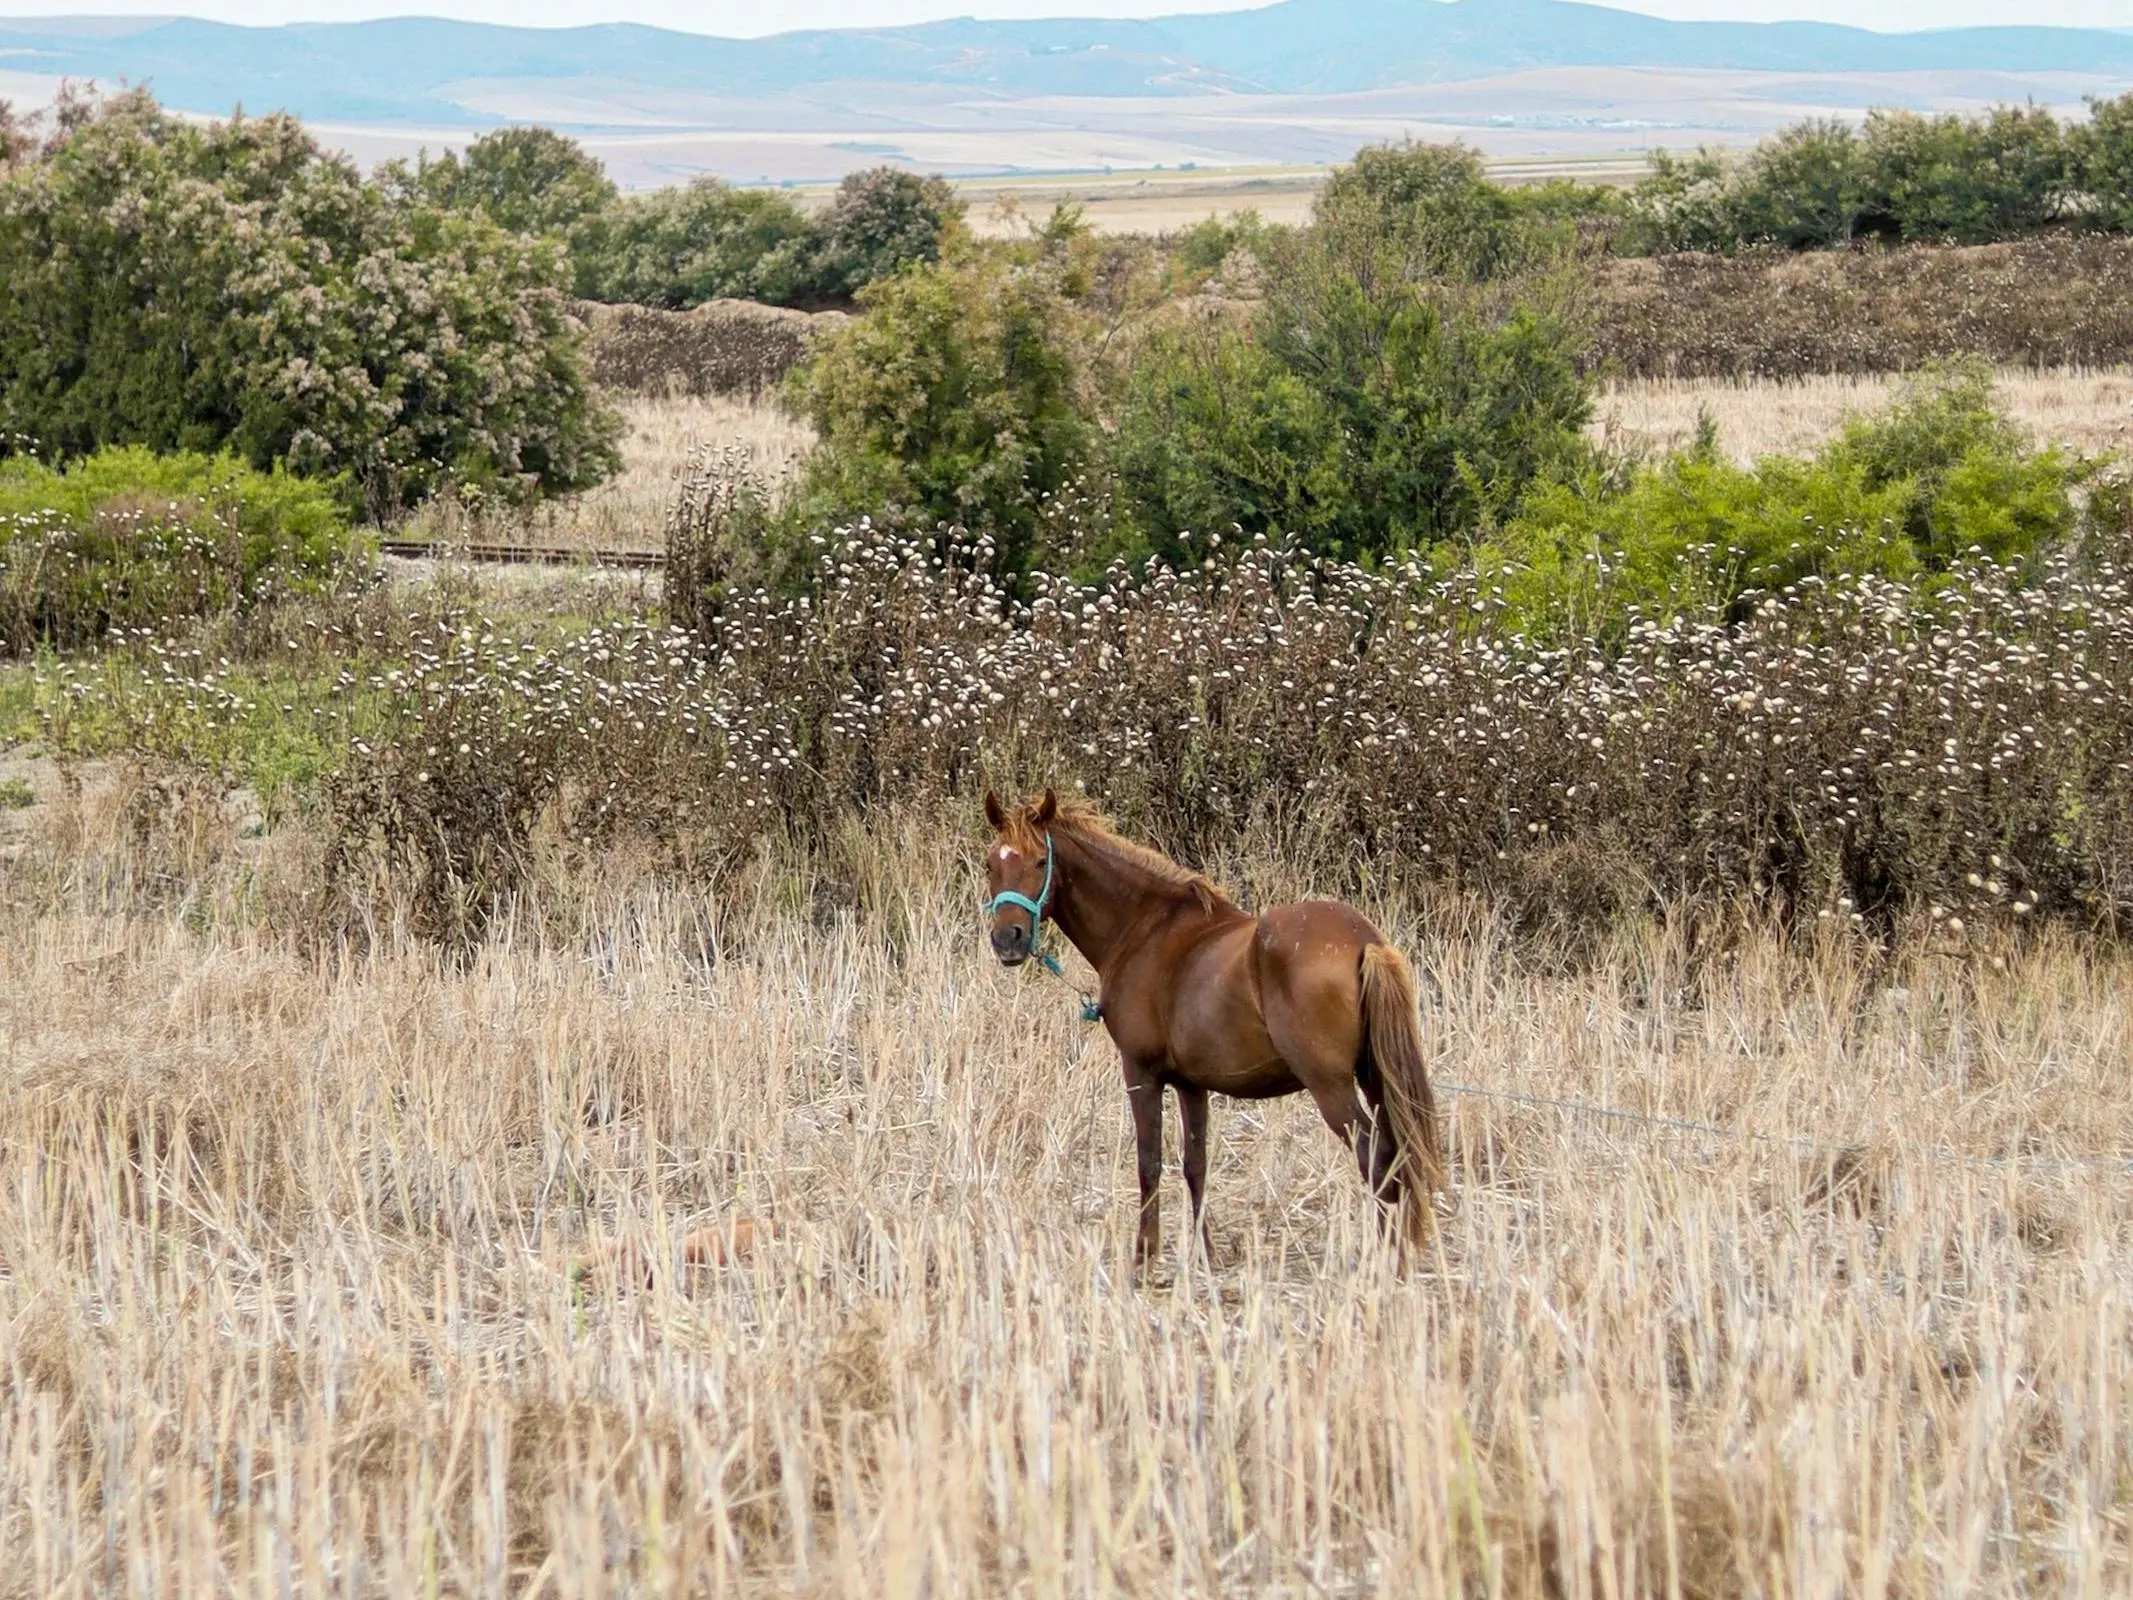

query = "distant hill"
[5,1,2133,126]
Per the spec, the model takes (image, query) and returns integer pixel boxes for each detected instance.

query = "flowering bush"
[316,522,2133,945]
[0,90,620,519]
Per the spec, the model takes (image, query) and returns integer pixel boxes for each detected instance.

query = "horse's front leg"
[1177,1085,1213,1261]
[1124,1062,1166,1269]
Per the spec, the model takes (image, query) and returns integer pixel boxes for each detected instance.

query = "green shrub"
[806,167,964,301]
[1626,102,2079,253]
[1483,362,2078,638]
[571,165,964,311]
[1111,142,1595,566]
[1727,119,1868,249]
[0,90,621,518]
[571,179,819,308]
[1824,359,2073,564]
[0,447,357,652]
[780,234,1093,581]
[1166,211,1270,284]
[1108,319,1348,561]
[1858,108,2070,244]
[2072,91,2133,233]
[409,124,618,240]
[1619,148,1738,255]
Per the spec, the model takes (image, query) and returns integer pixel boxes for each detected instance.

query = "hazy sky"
[2,0,2128,32]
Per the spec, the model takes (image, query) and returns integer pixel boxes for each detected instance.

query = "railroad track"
[377,539,665,571]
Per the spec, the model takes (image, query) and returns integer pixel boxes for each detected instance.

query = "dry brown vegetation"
[1,766,2128,1595]
[401,394,814,555]
[575,299,846,402]
[1595,365,2133,463]
[1594,234,2133,381]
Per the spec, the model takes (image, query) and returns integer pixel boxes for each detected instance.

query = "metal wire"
[1436,1080,2133,1175]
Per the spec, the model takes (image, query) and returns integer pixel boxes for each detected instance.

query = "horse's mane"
[1005,796,1238,914]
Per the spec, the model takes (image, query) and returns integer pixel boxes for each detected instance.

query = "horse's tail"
[1359,942,1445,1245]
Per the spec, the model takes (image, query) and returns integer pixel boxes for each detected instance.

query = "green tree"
[1728,119,1867,249]
[807,166,964,300]
[1111,141,1595,566]
[1623,148,1740,254]
[571,177,817,307]
[782,237,1092,578]
[2072,91,2133,232]
[0,90,619,517]
[1859,107,2069,243]
[1108,316,1347,559]
[412,124,617,239]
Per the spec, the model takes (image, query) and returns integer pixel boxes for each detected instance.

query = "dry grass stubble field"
[1,770,2129,1594]
[405,395,816,555]
[1597,367,2133,465]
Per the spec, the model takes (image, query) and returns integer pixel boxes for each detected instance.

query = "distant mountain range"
[6,1,2133,128]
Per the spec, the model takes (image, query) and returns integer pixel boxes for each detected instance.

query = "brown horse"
[983,789,1444,1264]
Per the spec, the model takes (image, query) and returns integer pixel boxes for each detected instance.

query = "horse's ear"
[984,790,1006,829]
[1033,788,1058,826]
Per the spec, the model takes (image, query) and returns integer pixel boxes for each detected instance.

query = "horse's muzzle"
[990,925,1031,965]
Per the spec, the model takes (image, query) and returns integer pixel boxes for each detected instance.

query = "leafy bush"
[569,178,819,309]
[2072,92,2133,234]
[1626,101,2078,252]
[0,91,621,518]
[1166,211,1271,284]
[1619,149,1736,255]
[1317,140,1579,277]
[1108,318,1348,560]
[1729,119,1870,249]
[780,229,1094,581]
[806,167,965,300]
[1111,142,1595,566]
[1859,107,2070,244]
[409,124,617,239]
[569,164,965,311]
[0,447,356,652]
[1482,363,2079,638]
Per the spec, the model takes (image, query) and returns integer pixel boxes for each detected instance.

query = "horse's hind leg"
[1178,1085,1214,1260]
[1355,1097,1406,1229]
[1303,1080,1405,1244]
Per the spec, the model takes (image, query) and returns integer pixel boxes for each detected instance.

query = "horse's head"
[982,788,1058,966]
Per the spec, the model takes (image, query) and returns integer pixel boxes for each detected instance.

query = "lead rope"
[990,834,1105,1025]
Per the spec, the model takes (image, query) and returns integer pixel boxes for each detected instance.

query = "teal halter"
[989,833,1103,1023]
[987,832,1057,956]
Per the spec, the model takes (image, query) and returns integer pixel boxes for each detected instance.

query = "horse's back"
[1256,899,1385,973]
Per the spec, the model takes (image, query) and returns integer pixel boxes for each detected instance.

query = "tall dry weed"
[320,525,2133,949]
